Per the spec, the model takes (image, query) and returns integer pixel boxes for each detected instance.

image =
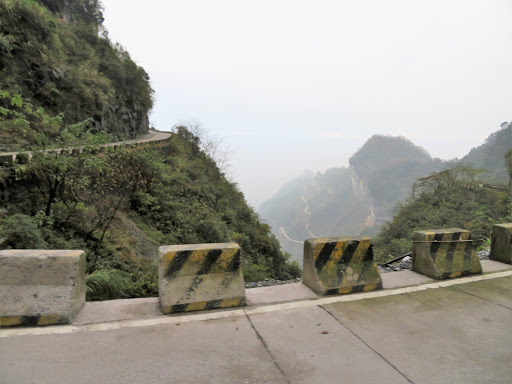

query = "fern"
[85,269,132,301]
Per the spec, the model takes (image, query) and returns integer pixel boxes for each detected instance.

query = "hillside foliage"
[0,0,300,300]
[374,165,512,263]
[348,135,447,212]
[0,125,301,300]
[0,0,153,151]
[461,122,511,184]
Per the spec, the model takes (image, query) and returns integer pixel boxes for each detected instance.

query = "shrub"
[85,268,133,301]
[0,214,47,249]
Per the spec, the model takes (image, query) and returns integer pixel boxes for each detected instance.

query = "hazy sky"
[103,0,512,208]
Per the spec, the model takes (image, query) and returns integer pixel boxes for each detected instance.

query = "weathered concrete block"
[489,223,512,264]
[302,236,382,296]
[0,154,15,166]
[0,250,86,327]
[412,228,482,279]
[158,243,246,314]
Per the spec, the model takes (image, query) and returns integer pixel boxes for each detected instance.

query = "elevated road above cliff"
[0,130,172,165]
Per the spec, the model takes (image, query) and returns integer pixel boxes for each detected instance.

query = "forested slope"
[374,165,512,263]
[461,122,511,184]
[0,127,300,299]
[0,1,300,300]
[0,0,153,151]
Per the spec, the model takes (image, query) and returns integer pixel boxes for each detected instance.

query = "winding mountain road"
[278,186,318,246]
[106,130,172,146]
[300,192,317,238]
[279,227,303,244]
[0,130,172,165]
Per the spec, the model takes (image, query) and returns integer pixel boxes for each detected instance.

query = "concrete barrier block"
[412,228,482,279]
[158,243,246,314]
[302,236,382,296]
[0,250,86,327]
[0,154,15,166]
[489,223,512,264]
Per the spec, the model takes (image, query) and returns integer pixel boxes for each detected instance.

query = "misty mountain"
[259,135,447,264]
[260,124,511,265]
[460,122,511,183]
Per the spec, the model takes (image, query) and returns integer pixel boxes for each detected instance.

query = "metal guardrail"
[459,182,511,191]
[0,131,172,167]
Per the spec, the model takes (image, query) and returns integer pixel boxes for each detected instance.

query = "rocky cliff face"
[102,102,150,139]
[350,166,376,228]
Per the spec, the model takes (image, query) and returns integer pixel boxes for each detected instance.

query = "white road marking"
[1,270,510,338]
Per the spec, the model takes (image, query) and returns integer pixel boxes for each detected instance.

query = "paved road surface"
[109,130,172,146]
[1,270,511,384]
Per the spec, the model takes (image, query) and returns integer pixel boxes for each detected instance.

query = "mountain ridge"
[260,126,510,264]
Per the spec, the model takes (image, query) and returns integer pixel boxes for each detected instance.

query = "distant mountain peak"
[349,134,432,179]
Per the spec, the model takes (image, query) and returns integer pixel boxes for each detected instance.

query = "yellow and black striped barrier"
[0,315,68,327]
[158,243,246,314]
[412,228,482,279]
[489,223,512,264]
[302,236,383,296]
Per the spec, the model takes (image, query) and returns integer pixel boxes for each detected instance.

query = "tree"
[24,118,109,216]
[413,164,483,203]
[81,151,151,269]
[174,122,232,174]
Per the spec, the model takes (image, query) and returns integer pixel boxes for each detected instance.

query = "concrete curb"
[2,269,510,338]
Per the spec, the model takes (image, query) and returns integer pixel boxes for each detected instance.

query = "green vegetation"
[0,125,301,300]
[374,165,512,263]
[0,0,153,151]
[0,0,300,300]
[506,147,512,187]
[461,122,511,184]
[2,0,508,301]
